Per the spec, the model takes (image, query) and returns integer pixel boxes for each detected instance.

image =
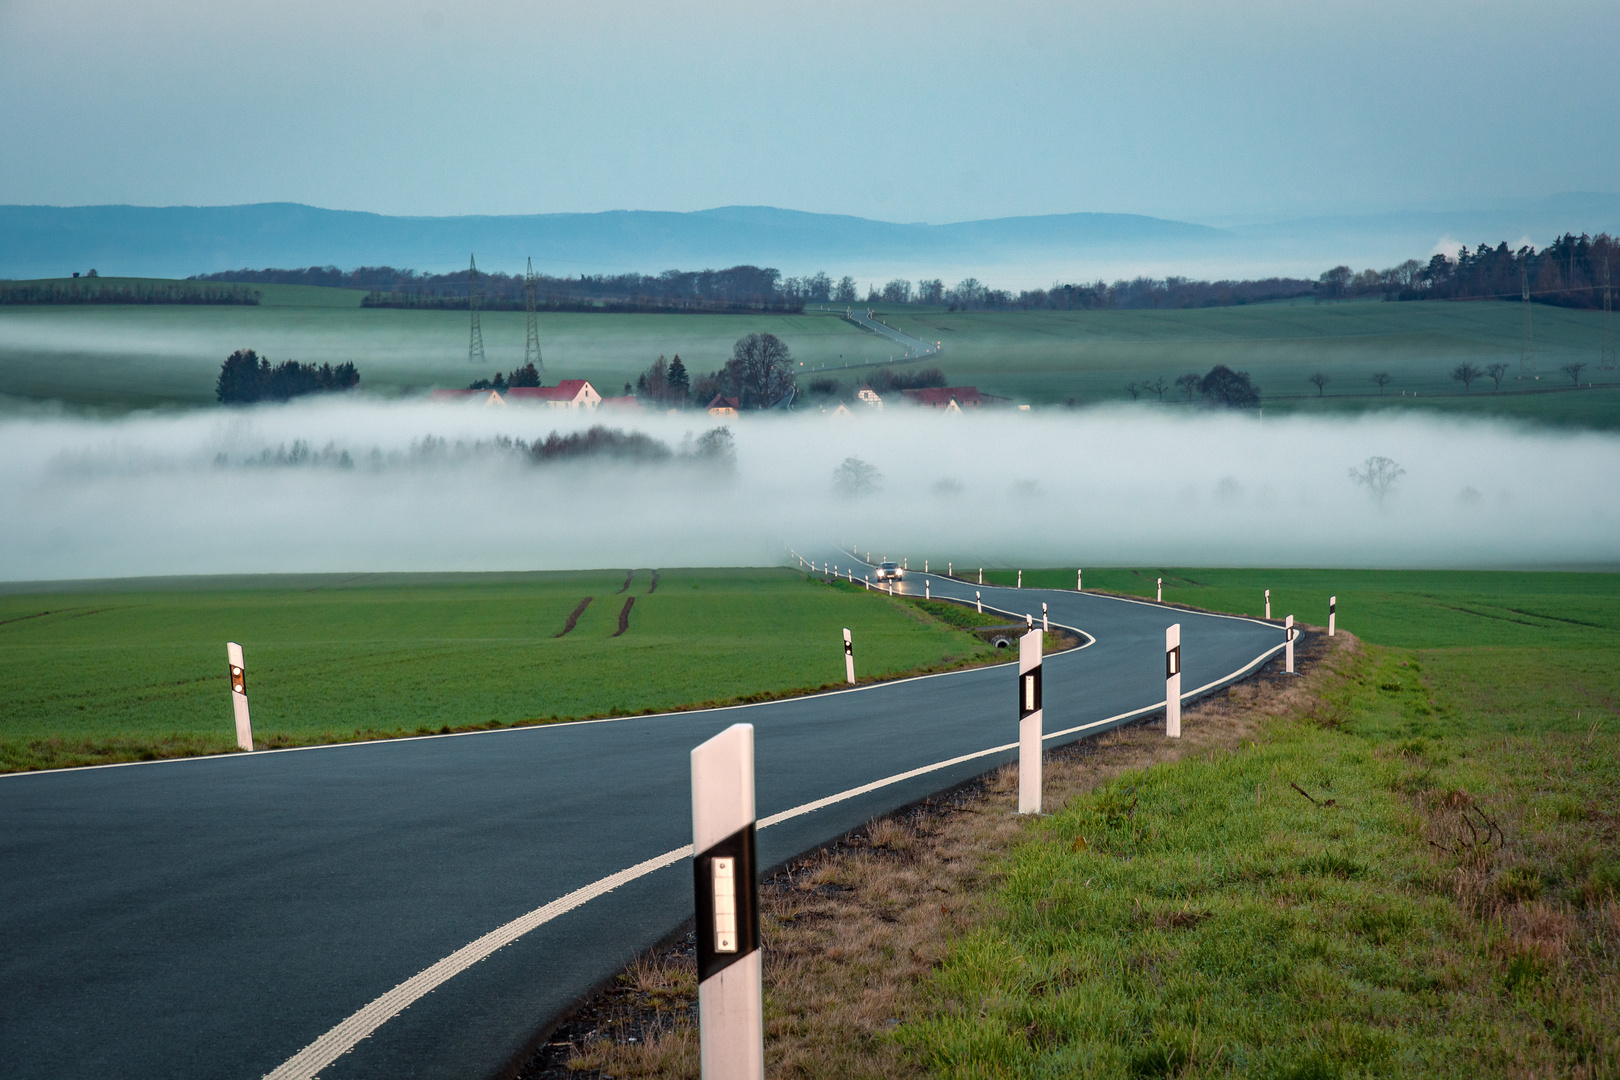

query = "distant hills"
[2,196,1617,286]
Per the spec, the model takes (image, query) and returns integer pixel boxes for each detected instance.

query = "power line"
[1602,259,1616,370]
[467,253,485,366]
[524,256,543,376]
[1519,265,1537,376]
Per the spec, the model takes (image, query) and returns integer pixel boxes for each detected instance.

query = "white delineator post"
[227,642,252,752]
[925,580,931,600]
[1157,577,1163,602]
[1018,628,1044,815]
[979,568,983,585]
[1329,596,1337,637]
[843,628,855,684]
[1285,615,1296,674]
[691,724,764,1080]
[1077,569,1082,591]
[1042,603,1049,632]
[1265,589,1271,620]
[976,590,982,613]
[1017,570,1022,588]
[1165,624,1182,738]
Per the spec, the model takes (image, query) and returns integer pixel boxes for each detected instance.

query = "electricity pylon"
[1519,265,1537,376]
[467,254,486,366]
[1602,259,1617,370]
[524,257,544,375]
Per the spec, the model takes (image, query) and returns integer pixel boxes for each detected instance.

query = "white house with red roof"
[506,380,601,409]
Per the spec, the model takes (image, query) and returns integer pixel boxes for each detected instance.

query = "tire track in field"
[611,597,635,638]
[646,571,660,595]
[554,598,593,638]
[614,571,633,595]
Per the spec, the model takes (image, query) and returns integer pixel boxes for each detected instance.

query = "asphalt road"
[0,560,1286,1080]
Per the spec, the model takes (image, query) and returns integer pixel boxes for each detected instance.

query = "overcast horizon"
[4,1,1617,227]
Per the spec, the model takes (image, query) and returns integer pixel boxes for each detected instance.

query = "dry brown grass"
[518,630,1348,1080]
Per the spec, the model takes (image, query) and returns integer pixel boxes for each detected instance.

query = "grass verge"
[522,578,1620,1078]
[0,568,1007,771]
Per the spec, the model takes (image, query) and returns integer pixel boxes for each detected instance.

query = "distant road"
[0,559,1286,1080]
[801,306,942,374]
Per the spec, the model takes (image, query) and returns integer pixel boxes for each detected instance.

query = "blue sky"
[1,0,1615,224]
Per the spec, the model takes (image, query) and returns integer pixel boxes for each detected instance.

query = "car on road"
[875,562,904,581]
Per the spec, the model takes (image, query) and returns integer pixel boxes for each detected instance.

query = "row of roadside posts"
[222,566,1324,760]
[219,560,1323,1078]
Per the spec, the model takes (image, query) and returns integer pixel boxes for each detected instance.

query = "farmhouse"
[856,385,883,409]
[506,380,601,409]
[901,386,985,410]
[429,388,506,406]
[706,394,740,417]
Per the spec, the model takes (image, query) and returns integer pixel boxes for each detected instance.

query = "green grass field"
[902,568,1620,1077]
[4,280,1618,426]
[0,568,994,771]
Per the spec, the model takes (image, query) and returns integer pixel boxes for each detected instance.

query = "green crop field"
[900,567,1620,1077]
[0,568,995,772]
[877,299,1620,424]
[3,279,1618,426]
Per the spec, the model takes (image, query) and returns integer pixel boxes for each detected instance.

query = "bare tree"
[832,457,881,498]
[1144,376,1169,401]
[1371,372,1392,394]
[1308,372,1331,396]
[1124,381,1141,401]
[719,333,796,408]
[1175,373,1200,401]
[1349,455,1405,504]
[1561,361,1588,385]
[1450,362,1482,393]
[1485,362,1509,390]
[881,278,912,304]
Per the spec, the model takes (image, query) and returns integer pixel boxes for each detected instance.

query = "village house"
[901,386,986,410]
[429,388,506,406]
[505,379,601,409]
[856,385,883,409]
[706,394,740,417]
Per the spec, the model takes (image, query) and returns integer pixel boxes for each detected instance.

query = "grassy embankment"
[904,567,1620,1076]
[3,280,1618,427]
[549,568,1618,1079]
[0,568,998,772]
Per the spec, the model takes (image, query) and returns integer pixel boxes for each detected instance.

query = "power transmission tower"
[1602,259,1617,370]
[1519,265,1537,376]
[524,257,544,376]
[467,253,486,366]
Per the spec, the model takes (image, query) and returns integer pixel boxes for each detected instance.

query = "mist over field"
[2,398,1617,582]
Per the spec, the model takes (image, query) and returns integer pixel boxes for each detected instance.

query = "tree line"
[1316,232,1619,309]
[2,280,260,306]
[216,349,360,404]
[631,333,798,409]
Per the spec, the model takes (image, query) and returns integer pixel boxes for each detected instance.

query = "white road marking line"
[262,621,1291,1079]
[262,740,1020,1079]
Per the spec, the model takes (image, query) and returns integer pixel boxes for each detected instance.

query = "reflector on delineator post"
[1165,624,1182,738]
[690,724,764,1080]
[1018,629,1043,815]
[226,641,252,752]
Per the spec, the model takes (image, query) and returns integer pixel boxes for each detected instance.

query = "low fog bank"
[3,398,1618,582]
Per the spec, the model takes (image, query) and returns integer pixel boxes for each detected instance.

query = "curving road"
[0,559,1287,1080]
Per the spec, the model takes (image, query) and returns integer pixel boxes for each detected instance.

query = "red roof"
[601,395,640,408]
[706,394,740,410]
[507,380,598,403]
[901,386,983,407]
